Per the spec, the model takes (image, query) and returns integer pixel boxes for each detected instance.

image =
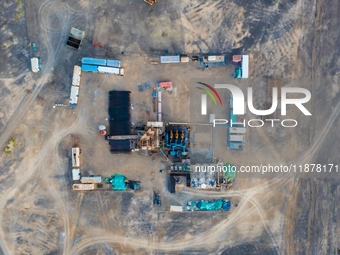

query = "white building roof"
[31,57,40,73]
[242,55,249,78]
[70,86,79,105]
[71,147,80,167]
[72,169,80,181]
[72,65,81,86]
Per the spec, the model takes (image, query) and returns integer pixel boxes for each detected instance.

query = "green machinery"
[103,174,141,191]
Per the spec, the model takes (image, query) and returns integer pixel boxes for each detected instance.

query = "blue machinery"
[164,127,189,157]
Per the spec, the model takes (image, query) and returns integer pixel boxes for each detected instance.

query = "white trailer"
[72,147,80,168]
[98,66,124,76]
[72,183,95,191]
[242,55,249,78]
[72,169,81,181]
[180,55,190,63]
[146,121,163,128]
[120,67,125,76]
[72,65,81,86]
[81,176,102,184]
[70,86,79,106]
[170,206,183,212]
[31,57,41,73]
[229,135,245,142]
[229,127,246,134]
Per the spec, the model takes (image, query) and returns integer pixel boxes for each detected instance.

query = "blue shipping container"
[82,57,107,66]
[230,110,237,124]
[106,59,121,67]
[82,64,98,72]
[228,142,244,151]
[160,55,180,63]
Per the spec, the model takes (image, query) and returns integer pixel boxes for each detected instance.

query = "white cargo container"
[72,183,95,191]
[72,147,80,168]
[72,169,81,181]
[146,121,163,128]
[70,86,79,106]
[98,66,124,76]
[207,55,225,62]
[72,65,81,86]
[180,56,190,62]
[242,55,249,78]
[170,206,183,212]
[229,127,246,134]
[229,135,245,142]
[81,176,102,184]
[209,114,215,123]
[31,57,41,73]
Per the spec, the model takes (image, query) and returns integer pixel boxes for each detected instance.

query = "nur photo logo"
[195,81,312,128]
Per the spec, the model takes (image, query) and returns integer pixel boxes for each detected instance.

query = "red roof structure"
[232,55,242,63]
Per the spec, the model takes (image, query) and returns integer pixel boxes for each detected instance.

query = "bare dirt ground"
[0,0,339,254]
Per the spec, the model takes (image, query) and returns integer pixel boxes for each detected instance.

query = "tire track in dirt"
[69,192,84,245]
[247,196,278,248]
[39,114,94,254]
[0,115,92,255]
[68,179,290,254]
[0,0,75,251]
[0,2,72,252]
[297,99,339,165]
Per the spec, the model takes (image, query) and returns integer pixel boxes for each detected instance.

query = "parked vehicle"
[153,189,161,206]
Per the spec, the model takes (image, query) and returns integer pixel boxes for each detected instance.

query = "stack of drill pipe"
[157,91,162,122]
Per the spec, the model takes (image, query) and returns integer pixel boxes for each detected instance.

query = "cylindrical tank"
[99,130,106,136]
[99,125,106,130]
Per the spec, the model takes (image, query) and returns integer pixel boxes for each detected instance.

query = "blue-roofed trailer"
[81,64,98,72]
[160,55,180,64]
[106,59,121,68]
[230,110,237,124]
[228,142,244,151]
[82,57,107,66]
